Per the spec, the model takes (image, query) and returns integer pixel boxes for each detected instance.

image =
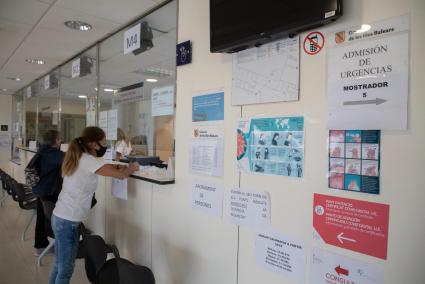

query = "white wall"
[0,95,12,173]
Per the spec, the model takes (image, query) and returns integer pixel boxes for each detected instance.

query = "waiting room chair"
[12,182,37,241]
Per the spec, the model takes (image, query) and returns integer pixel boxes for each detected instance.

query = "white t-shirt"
[53,153,106,222]
[115,140,132,156]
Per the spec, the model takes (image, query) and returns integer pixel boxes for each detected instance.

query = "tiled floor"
[0,194,89,284]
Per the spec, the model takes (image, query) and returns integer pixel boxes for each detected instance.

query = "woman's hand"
[129,162,140,172]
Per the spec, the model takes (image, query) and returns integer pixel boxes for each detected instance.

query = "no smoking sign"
[303,31,325,55]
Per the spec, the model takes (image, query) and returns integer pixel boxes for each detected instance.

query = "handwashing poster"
[237,116,304,178]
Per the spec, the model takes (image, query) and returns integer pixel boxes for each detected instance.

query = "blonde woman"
[115,127,132,161]
[50,127,139,284]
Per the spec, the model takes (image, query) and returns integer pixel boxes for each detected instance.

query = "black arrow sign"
[343,98,387,106]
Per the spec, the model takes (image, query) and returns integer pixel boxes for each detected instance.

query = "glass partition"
[36,69,60,144]
[60,47,98,143]
[99,0,176,162]
[11,91,25,158]
[24,84,38,146]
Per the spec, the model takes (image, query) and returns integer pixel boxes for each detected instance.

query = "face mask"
[96,142,107,157]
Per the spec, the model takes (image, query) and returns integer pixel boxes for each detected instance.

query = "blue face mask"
[96,142,107,157]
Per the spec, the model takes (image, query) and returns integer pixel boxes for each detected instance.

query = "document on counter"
[256,230,306,283]
[228,188,270,230]
[190,128,224,177]
[191,180,224,218]
[111,178,128,200]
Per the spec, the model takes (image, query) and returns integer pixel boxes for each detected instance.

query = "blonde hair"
[62,127,105,176]
[117,128,130,144]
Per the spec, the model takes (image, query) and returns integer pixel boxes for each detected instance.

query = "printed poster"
[328,130,381,194]
[192,91,224,122]
[313,193,389,260]
[312,248,384,284]
[256,230,306,283]
[190,128,224,176]
[327,15,409,130]
[237,116,304,177]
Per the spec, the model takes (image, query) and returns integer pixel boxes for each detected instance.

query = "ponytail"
[62,127,106,177]
[61,138,84,176]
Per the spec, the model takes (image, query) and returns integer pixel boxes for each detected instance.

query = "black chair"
[0,169,8,205]
[13,182,37,241]
[80,234,155,284]
[37,199,56,266]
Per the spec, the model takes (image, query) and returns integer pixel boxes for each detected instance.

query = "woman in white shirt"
[49,126,139,284]
[115,128,132,161]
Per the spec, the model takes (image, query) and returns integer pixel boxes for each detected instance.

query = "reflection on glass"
[100,0,177,162]
[60,47,98,143]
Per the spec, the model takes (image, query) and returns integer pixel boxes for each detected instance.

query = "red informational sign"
[303,31,325,55]
[313,193,389,259]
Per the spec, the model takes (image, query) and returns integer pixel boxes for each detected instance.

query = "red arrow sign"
[335,265,349,276]
[313,194,389,259]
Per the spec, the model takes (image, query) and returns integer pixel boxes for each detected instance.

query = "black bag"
[25,153,41,187]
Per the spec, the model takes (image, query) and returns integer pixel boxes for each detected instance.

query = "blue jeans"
[49,215,81,284]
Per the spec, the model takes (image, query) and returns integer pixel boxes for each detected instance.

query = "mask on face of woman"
[96,142,107,157]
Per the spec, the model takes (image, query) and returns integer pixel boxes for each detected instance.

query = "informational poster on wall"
[327,15,409,130]
[229,188,270,230]
[190,127,224,176]
[237,116,304,178]
[311,248,384,284]
[107,109,118,140]
[255,230,306,283]
[232,37,299,105]
[151,85,174,116]
[192,91,224,122]
[329,130,381,194]
[113,82,144,105]
[99,111,108,135]
[191,180,224,218]
[313,193,389,259]
[98,110,118,140]
[0,133,11,150]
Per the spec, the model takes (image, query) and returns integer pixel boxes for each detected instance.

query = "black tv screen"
[210,0,342,53]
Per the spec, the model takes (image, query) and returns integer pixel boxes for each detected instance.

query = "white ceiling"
[0,0,168,95]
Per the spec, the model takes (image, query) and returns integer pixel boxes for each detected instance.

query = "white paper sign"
[232,37,299,105]
[44,75,50,90]
[99,111,108,135]
[328,17,409,130]
[229,188,270,230]
[86,110,96,127]
[152,85,174,116]
[26,87,31,98]
[256,230,306,283]
[191,180,224,218]
[112,178,128,200]
[29,140,37,150]
[52,111,58,126]
[123,23,141,55]
[312,248,384,284]
[190,128,224,176]
[107,109,118,140]
[60,144,69,152]
[71,58,80,78]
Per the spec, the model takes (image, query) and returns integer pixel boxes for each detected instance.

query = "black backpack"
[25,153,41,187]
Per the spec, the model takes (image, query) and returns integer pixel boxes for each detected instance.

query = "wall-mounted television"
[210,0,343,53]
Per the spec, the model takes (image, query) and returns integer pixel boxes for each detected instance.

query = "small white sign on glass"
[72,58,80,78]
[123,23,141,55]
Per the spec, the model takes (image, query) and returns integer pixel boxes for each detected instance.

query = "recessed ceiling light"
[354,24,371,34]
[146,78,158,82]
[78,95,87,99]
[1,88,7,92]
[25,58,45,65]
[103,88,114,92]
[7,77,21,81]
[64,20,92,31]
